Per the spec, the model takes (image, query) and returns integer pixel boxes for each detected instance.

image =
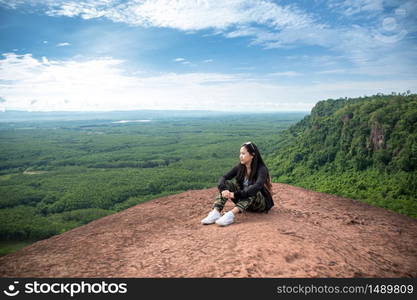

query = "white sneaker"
[215,211,234,226]
[201,209,221,225]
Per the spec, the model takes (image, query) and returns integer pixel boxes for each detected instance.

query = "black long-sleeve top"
[217,164,274,211]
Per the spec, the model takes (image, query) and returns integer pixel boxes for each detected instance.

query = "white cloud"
[328,0,384,16]
[0,0,25,9]
[268,71,302,77]
[173,57,192,65]
[45,1,108,19]
[2,0,317,43]
[316,69,347,74]
[56,42,71,47]
[1,53,415,112]
[0,53,43,81]
[203,59,213,63]
[89,0,314,31]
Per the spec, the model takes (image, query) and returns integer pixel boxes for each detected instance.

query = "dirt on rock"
[1,183,416,278]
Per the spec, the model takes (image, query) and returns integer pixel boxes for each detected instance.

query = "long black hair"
[236,141,272,193]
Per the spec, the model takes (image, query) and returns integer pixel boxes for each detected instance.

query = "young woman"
[201,141,274,226]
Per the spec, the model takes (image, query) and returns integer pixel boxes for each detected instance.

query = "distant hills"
[268,93,417,218]
[0,109,307,122]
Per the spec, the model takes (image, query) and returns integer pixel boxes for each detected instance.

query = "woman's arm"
[217,165,239,192]
[233,166,267,200]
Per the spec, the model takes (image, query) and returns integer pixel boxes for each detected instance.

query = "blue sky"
[0,0,416,112]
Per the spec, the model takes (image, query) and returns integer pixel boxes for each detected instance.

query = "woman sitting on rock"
[201,141,274,226]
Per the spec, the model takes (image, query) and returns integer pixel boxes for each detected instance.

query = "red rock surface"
[1,183,416,278]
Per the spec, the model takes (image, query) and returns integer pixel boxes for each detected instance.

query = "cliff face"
[369,122,385,151]
[1,183,416,278]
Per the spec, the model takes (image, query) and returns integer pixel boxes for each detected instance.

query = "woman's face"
[240,146,254,166]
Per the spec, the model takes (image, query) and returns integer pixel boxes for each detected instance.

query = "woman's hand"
[221,190,230,199]
[221,190,235,200]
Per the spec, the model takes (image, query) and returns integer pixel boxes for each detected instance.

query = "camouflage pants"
[213,180,267,213]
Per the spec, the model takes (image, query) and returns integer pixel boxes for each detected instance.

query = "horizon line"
[0,109,311,114]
